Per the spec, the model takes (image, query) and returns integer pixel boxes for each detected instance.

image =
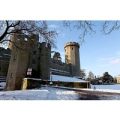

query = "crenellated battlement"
[64,42,80,48]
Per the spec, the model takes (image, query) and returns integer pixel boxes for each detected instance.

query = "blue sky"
[48,21,120,77]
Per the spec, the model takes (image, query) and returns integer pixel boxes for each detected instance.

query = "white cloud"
[110,58,120,64]
[98,56,120,65]
[98,50,120,63]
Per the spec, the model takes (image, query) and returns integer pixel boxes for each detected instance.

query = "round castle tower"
[64,42,80,76]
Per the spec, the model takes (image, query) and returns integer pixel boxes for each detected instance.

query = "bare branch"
[6,21,9,27]
[0,39,26,51]
[103,21,120,34]
[9,21,20,28]
[0,21,57,48]
[62,21,95,44]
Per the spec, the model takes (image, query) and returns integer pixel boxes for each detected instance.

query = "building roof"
[51,74,88,83]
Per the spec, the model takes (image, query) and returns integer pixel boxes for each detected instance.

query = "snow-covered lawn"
[91,84,120,90]
[0,86,80,100]
[1,84,120,100]
[90,84,120,93]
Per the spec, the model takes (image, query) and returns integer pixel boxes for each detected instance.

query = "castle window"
[72,47,73,50]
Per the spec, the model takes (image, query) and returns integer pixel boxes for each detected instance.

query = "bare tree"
[80,69,86,79]
[88,71,95,80]
[0,20,57,48]
[103,21,120,34]
[63,20,120,43]
[63,21,95,43]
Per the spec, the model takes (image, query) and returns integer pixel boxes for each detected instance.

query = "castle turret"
[64,42,80,76]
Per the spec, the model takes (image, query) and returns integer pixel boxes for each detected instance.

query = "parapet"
[40,42,51,49]
[64,42,80,48]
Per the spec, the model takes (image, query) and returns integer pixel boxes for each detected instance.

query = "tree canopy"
[0,21,57,48]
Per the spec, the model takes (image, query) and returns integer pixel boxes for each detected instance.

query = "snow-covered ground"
[90,84,120,93]
[0,86,80,100]
[1,85,120,100]
[91,84,120,90]
[1,81,120,100]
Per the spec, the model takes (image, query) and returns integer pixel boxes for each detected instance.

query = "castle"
[3,33,81,90]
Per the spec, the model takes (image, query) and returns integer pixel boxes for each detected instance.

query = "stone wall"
[50,59,71,76]
[6,33,35,90]
[39,42,51,80]
[0,47,11,76]
[2,34,81,91]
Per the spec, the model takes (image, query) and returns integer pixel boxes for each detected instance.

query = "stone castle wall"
[50,59,71,76]
[6,33,36,90]
[2,33,81,90]
[1,41,81,79]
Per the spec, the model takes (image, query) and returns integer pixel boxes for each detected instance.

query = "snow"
[1,81,120,100]
[0,82,6,90]
[89,84,120,93]
[51,74,88,83]
[91,84,120,90]
[1,85,120,100]
[24,75,88,83]
[0,86,80,100]
[83,88,120,93]
[0,82,6,87]
[52,85,120,94]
